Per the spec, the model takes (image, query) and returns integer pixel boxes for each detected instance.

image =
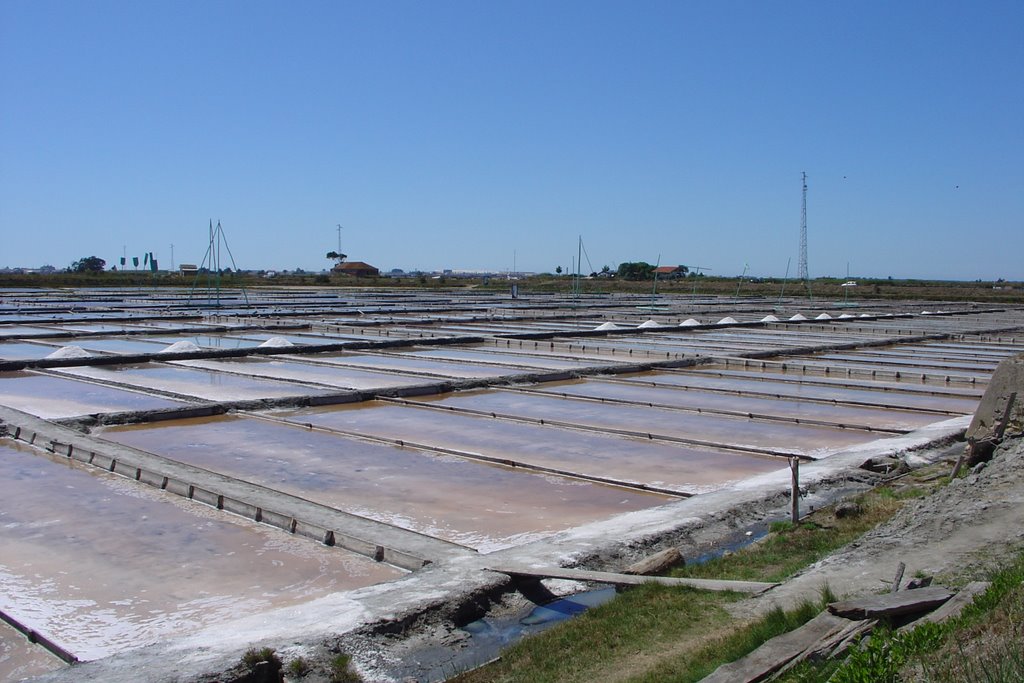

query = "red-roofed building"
[653,265,688,279]
[332,261,380,277]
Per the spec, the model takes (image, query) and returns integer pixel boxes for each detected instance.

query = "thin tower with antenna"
[798,171,809,282]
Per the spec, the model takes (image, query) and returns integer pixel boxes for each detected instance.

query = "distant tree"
[601,265,611,274]
[616,261,655,280]
[555,266,562,274]
[326,251,347,264]
[70,256,106,273]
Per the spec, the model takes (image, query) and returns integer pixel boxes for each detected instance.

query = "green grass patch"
[630,589,836,683]
[454,480,935,683]
[453,584,735,683]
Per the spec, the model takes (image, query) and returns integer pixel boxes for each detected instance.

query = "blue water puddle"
[463,586,616,640]
[397,521,791,681]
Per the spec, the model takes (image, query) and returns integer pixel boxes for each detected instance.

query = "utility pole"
[337,224,343,253]
[798,172,808,282]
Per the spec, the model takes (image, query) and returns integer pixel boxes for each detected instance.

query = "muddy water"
[529,379,943,432]
[0,440,401,662]
[621,372,980,414]
[274,402,786,492]
[0,371,184,418]
[99,415,670,551]
[0,620,65,682]
[53,363,334,401]
[171,357,429,390]
[409,389,875,456]
[294,352,522,379]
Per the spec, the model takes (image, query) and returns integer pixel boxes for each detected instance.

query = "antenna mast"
[798,172,808,282]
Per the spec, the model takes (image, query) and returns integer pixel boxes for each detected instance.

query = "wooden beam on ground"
[700,611,851,683]
[828,586,953,620]
[624,547,684,576]
[898,581,990,632]
[486,565,776,594]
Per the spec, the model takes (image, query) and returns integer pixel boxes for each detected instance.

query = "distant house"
[179,263,198,277]
[654,265,689,279]
[332,261,380,278]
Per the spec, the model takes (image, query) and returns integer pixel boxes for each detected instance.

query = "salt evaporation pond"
[0,440,402,662]
[98,415,671,552]
[408,389,876,457]
[627,371,980,414]
[171,357,431,391]
[0,619,64,681]
[0,371,184,418]
[297,351,524,379]
[271,402,786,494]
[52,363,335,401]
[532,378,943,432]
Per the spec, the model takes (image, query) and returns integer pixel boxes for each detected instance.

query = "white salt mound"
[259,337,295,348]
[160,340,202,354]
[45,345,92,359]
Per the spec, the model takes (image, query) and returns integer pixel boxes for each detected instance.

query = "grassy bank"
[452,473,947,683]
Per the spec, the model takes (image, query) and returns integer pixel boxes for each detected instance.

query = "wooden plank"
[898,581,990,632]
[624,547,683,576]
[774,617,876,679]
[828,586,953,620]
[486,565,776,594]
[700,612,849,683]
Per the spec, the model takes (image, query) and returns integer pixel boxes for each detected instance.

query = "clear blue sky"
[2,1,1021,280]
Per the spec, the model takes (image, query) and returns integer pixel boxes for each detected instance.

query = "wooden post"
[790,457,800,524]
[891,561,906,593]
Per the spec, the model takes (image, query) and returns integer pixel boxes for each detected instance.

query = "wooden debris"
[828,586,953,620]
[700,611,851,682]
[624,547,683,576]
[891,561,906,592]
[860,456,907,474]
[486,565,776,594]
[898,581,990,632]
[833,501,862,518]
[904,575,933,590]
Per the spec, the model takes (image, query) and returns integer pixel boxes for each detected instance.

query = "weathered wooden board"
[700,611,850,683]
[624,547,684,575]
[828,586,953,619]
[898,581,990,632]
[486,565,776,594]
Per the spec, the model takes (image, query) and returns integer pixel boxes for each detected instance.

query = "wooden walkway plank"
[486,565,776,594]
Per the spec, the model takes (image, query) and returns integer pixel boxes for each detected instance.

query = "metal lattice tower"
[797,171,809,282]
